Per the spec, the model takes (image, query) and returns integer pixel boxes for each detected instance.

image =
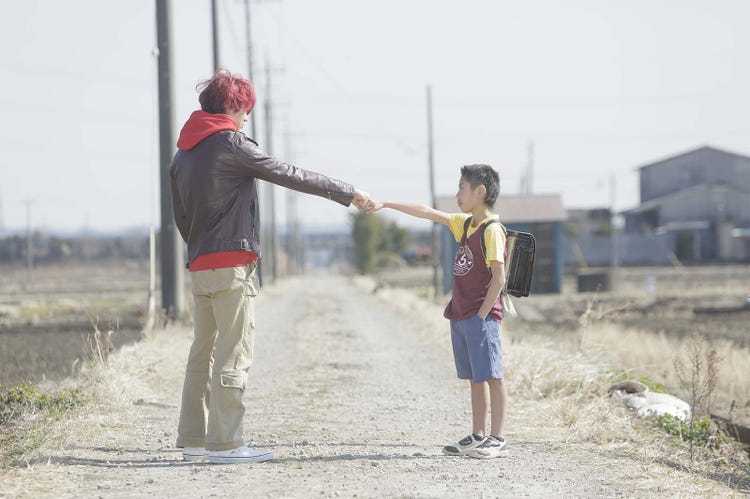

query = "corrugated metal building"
[624,145,750,262]
[436,194,566,295]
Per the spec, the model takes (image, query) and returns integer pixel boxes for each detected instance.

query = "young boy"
[366,164,507,459]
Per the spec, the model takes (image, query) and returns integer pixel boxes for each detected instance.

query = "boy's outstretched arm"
[366,200,450,226]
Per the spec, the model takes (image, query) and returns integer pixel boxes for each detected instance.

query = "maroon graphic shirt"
[443,221,504,322]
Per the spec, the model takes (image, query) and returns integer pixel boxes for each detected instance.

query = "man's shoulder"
[228,130,259,147]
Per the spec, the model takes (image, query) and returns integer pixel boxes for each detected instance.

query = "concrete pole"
[426,86,440,298]
[211,0,220,71]
[156,0,185,318]
[264,59,278,282]
[25,200,32,282]
[243,0,257,139]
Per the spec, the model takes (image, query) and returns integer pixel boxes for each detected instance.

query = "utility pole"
[83,212,90,268]
[211,0,220,71]
[426,85,439,299]
[610,173,618,268]
[526,141,534,194]
[0,194,4,272]
[25,200,32,282]
[284,125,300,275]
[243,0,257,139]
[156,0,185,318]
[264,58,278,282]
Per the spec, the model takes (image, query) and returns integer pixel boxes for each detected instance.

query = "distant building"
[563,208,613,268]
[566,208,612,238]
[623,145,750,263]
[436,194,566,295]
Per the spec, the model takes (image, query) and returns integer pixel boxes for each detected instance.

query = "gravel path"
[0,275,735,497]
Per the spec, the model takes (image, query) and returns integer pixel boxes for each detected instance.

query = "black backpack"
[462,217,536,298]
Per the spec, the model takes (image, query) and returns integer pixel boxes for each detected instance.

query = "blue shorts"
[450,315,503,382]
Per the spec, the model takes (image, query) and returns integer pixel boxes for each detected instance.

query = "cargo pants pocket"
[234,263,257,372]
[220,369,247,391]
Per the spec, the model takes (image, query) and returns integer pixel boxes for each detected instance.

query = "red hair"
[197,68,256,115]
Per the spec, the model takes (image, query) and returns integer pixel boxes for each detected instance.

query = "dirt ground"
[0,274,745,497]
[0,262,148,386]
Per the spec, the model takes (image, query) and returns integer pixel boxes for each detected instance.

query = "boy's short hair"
[460,164,500,208]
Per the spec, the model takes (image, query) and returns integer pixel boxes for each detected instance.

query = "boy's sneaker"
[469,435,508,459]
[209,445,273,464]
[182,447,209,462]
[442,433,488,456]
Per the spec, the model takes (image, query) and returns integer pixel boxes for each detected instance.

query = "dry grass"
[358,276,750,491]
[574,320,750,416]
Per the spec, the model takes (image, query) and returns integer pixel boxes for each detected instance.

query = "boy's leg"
[443,319,489,456]
[470,380,489,436]
[488,378,507,437]
[470,378,508,459]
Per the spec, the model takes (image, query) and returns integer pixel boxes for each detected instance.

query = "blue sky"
[1,0,748,233]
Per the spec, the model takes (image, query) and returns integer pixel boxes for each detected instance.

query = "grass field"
[376,264,750,429]
[2,262,748,425]
[0,261,151,386]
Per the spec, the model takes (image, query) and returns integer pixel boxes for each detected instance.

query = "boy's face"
[456,177,485,213]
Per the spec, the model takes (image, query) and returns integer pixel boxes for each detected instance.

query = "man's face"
[228,109,249,131]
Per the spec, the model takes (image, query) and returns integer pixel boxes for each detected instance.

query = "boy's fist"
[365,200,384,213]
[352,189,371,211]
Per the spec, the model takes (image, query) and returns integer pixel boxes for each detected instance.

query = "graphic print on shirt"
[453,244,474,276]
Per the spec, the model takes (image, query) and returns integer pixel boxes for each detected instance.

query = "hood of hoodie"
[177,110,238,151]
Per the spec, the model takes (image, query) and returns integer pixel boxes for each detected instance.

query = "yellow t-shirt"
[447,214,506,266]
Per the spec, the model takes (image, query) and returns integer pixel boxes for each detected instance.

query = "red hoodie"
[176,110,258,271]
[177,110,238,151]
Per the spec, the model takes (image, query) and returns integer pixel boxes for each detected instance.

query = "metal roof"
[636,145,750,171]
[622,182,749,215]
[436,193,566,223]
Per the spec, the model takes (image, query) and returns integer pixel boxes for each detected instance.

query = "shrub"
[656,413,713,445]
[0,381,84,426]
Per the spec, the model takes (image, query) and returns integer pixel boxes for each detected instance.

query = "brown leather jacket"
[170,130,355,263]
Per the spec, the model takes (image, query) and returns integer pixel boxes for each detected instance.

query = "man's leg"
[206,264,257,452]
[470,380,490,436]
[176,275,218,449]
[488,378,507,437]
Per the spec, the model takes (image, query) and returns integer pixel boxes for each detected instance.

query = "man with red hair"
[170,69,370,464]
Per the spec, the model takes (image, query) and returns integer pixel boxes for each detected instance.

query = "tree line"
[350,212,412,274]
[0,232,149,266]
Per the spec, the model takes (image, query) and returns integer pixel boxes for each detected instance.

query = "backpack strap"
[463,217,506,269]
[479,219,502,264]
[462,216,472,242]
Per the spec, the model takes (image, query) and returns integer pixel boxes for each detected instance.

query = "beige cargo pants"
[176,262,258,451]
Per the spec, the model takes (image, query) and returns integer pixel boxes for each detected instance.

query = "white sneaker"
[182,447,209,461]
[469,435,508,459]
[442,433,488,456]
[209,445,273,464]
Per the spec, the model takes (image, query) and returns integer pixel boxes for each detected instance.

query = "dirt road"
[0,275,737,497]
